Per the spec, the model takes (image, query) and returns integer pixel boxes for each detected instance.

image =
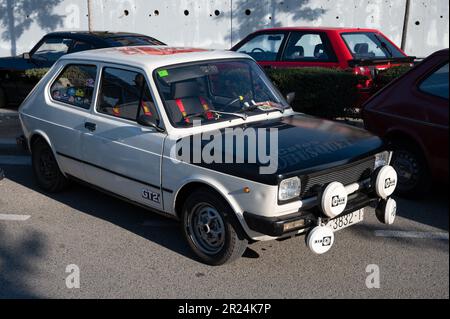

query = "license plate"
[325,209,364,232]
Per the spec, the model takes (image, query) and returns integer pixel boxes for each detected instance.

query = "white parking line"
[375,230,449,240]
[0,214,31,221]
[0,155,31,166]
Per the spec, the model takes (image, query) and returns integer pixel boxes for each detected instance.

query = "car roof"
[253,26,381,33]
[45,31,151,39]
[432,48,449,57]
[61,46,252,69]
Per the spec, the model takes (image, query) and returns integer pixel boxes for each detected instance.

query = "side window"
[70,41,96,53]
[419,63,449,99]
[32,38,72,62]
[97,68,159,122]
[282,33,334,61]
[50,65,97,109]
[237,33,285,61]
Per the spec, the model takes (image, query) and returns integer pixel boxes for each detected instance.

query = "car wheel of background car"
[0,87,6,109]
[32,138,70,193]
[391,141,431,198]
[181,188,248,266]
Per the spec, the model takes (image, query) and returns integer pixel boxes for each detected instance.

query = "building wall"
[0,0,448,58]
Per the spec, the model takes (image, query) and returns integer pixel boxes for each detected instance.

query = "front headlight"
[374,151,392,170]
[279,177,301,201]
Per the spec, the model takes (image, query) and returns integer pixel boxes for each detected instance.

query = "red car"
[363,49,449,197]
[231,27,414,100]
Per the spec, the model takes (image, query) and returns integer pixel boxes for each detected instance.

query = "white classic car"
[19,46,398,265]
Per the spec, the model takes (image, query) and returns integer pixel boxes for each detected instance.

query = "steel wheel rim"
[186,203,226,255]
[392,150,420,190]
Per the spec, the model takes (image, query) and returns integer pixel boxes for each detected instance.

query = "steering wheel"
[251,48,265,53]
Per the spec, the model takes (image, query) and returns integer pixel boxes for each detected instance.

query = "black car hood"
[182,114,383,185]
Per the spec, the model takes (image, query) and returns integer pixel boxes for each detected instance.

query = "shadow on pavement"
[0,225,47,298]
[2,165,259,265]
[395,184,449,231]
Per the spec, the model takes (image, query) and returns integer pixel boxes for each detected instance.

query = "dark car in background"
[0,31,165,108]
[231,27,414,103]
[363,49,449,197]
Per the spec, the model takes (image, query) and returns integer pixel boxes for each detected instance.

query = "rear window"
[341,32,405,60]
[419,63,449,99]
[106,36,165,47]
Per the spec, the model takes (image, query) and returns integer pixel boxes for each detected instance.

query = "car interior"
[165,80,214,124]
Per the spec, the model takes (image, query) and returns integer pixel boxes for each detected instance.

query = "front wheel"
[181,188,248,265]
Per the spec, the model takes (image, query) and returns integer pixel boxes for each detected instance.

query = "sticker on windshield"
[255,101,281,111]
[158,69,169,78]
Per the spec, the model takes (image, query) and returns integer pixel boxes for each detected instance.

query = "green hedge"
[267,68,366,119]
[373,65,412,91]
[24,68,50,80]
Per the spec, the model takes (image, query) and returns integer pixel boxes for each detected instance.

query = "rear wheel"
[391,141,431,198]
[31,138,70,192]
[181,188,248,265]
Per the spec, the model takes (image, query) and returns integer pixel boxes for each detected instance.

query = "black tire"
[0,87,6,109]
[31,138,70,192]
[181,188,248,265]
[391,141,431,198]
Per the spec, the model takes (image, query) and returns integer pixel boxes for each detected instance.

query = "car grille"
[301,156,375,198]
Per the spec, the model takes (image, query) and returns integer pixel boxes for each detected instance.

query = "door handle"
[84,122,96,132]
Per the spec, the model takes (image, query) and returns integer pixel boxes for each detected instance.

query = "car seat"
[166,80,213,124]
[354,43,369,56]
[285,46,304,60]
[314,44,328,59]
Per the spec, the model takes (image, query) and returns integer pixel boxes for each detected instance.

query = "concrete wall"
[0,0,448,58]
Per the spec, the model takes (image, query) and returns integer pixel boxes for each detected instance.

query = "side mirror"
[137,115,164,132]
[23,52,31,60]
[286,92,296,105]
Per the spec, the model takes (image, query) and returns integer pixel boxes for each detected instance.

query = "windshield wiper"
[210,110,248,120]
[184,110,247,121]
[242,100,286,114]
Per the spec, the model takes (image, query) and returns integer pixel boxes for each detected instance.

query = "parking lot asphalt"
[0,109,448,299]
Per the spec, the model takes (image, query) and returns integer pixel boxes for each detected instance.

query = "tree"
[0,0,64,56]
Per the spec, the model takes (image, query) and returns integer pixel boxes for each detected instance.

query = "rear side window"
[236,33,285,61]
[282,32,336,62]
[341,32,404,59]
[419,63,449,99]
[97,68,159,122]
[50,64,97,109]
[70,41,96,53]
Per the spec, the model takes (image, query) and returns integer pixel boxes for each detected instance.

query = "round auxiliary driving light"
[306,226,335,255]
[374,165,398,199]
[376,198,397,225]
[320,182,348,218]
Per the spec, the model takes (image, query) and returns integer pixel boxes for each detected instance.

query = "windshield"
[341,32,405,60]
[153,59,289,127]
